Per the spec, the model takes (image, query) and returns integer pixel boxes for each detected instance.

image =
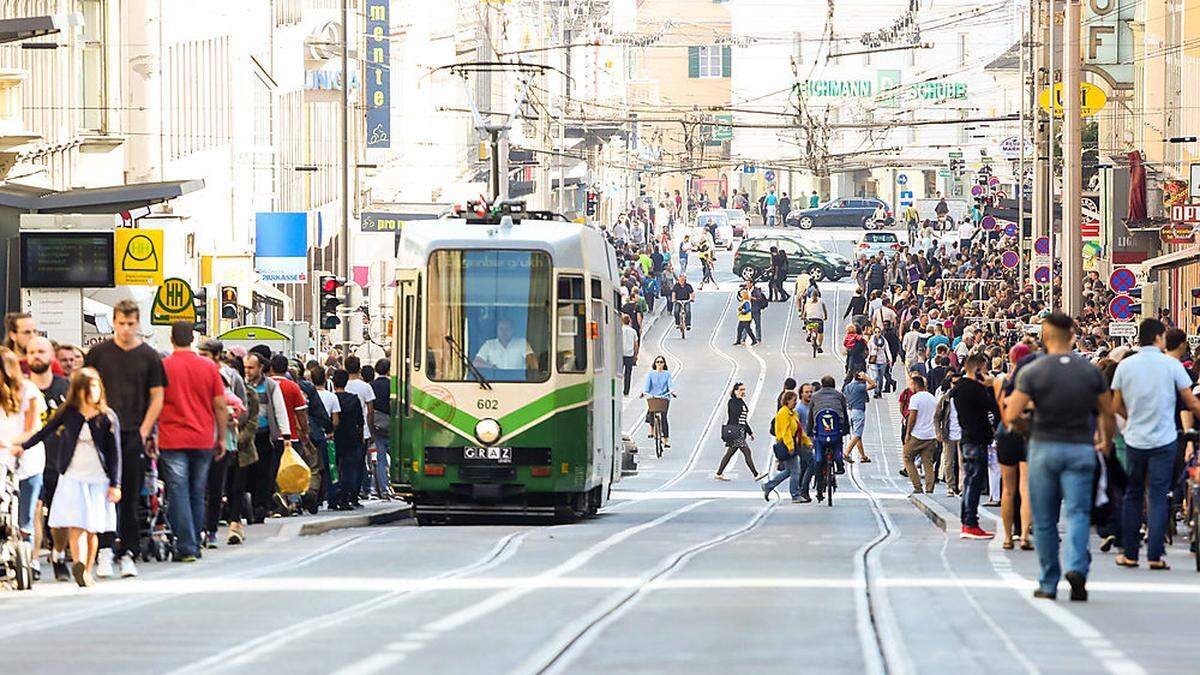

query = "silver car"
[855,231,903,259]
[697,211,735,250]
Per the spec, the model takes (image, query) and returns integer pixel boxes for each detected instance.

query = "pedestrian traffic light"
[220,286,239,320]
[193,287,208,334]
[319,275,345,330]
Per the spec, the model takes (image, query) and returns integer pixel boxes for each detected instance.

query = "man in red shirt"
[158,322,228,561]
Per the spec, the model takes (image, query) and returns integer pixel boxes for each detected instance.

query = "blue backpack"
[812,408,844,446]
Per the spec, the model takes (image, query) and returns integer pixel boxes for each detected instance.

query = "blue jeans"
[798,448,815,497]
[159,450,212,557]
[764,447,801,499]
[373,431,391,498]
[1121,441,1175,562]
[959,442,987,529]
[1028,439,1097,593]
[17,473,43,536]
[873,362,889,393]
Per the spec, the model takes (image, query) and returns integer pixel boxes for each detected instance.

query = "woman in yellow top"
[734,289,759,347]
[762,391,807,502]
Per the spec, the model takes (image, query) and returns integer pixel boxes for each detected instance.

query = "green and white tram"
[390,208,623,524]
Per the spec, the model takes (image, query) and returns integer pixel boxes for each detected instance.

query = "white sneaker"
[713,473,731,481]
[117,553,139,578]
[95,549,114,578]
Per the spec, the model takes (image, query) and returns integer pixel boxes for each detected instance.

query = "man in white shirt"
[903,374,939,494]
[957,218,975,251]
[621,315,638,396]
[871,297,897,330]
[473,319,533,371]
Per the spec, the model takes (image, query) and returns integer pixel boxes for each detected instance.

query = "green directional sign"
[711,114,733,141]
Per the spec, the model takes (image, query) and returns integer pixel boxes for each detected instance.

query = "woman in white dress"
[0,350,44,541]
[14,368,122,587]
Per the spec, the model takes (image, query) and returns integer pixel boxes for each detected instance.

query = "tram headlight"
[475,418,502,445]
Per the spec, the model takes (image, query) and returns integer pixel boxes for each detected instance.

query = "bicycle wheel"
[825,462,834,507]
[812,333,818,358]
[678,311,687,340]
[654,415,664,458]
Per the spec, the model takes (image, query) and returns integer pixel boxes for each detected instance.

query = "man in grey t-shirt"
[1005,313,1114,603]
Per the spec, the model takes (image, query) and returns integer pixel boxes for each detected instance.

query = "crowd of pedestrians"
[838,210,1199,602]
[1,299,397,588]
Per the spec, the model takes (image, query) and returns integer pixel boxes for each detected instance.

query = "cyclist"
[670,274,695,331]
[809,375,850,473]
[808,375,850,502]
[801,289,827,354]
[640,355,676,448]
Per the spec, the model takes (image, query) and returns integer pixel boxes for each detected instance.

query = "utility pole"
[1017,0,1027,287]
[1062,0,1083,315]
[339,0,352,344]
[1031,0,1048,296]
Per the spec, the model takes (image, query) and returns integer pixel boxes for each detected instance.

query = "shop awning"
[0,13,83,44]
[0,179,205,214]
[1142,245,1200,272]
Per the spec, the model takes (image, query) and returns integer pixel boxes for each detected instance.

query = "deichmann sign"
[797,77,967,100]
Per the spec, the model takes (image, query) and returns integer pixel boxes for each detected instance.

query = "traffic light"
[221,286,239,320]
[319,275,345,330]
[585,191,598,217]
[193,287,208,334]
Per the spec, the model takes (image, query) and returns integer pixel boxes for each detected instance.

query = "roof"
[396,218,612,272]
[0,13,83,45]
[0,179,204,213]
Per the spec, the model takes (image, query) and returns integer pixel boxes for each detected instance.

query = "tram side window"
[592,298,605,373]
[425,249,552,383]
[557,274,587,373]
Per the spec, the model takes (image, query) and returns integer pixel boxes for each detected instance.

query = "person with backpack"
[762,391,807,503]
[750,285,767,341]
[934,372,962,496]
[866,326,893,399]
[808,376,850,501]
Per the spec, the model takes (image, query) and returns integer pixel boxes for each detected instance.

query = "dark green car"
[732,235,852,282]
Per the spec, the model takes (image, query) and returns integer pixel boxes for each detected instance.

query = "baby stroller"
[137,459,175,562]
[0,458,34,589]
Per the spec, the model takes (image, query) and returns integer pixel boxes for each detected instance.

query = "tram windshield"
[426,249,552,383]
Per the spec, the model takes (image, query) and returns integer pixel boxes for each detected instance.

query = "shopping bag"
[326,441,339,483]
[276,443,312,495]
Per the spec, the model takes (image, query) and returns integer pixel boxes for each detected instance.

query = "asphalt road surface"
[6,227,1198,675]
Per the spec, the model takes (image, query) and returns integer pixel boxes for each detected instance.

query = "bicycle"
[805,319,822,358]
[646,396,671,458]
[674,300,692,340]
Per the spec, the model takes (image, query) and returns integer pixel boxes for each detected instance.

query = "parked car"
[732,235,851,282]
[697,210,735,250]
[855,231,904,259]
[724,209,750,238]
[784,197,894,230]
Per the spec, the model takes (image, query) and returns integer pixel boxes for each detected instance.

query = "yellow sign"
[114,228,164,286]
[151,277,197,326]
[1038,82,1107,117]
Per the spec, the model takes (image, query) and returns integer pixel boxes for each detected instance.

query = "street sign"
[1170,203,1200,223]
[151,277,197,326]
[1001,250,1019,269]
[1160,223,1195,245]
[1108,294,1136,321]
[897,173,908,185]
[1034,265,1051,285]
[764,169,776,182]
[981,215,997,231]
[899,189,914,207]
[1023,323,1041,335]
[1003,222,1018,237]
[970,184,984,197]
[938,169,952,177]
[1108,322,1137,338]
[988,176,1001,187]
[114,228,163,286]
[1038,82,1108,117]
[1034,236,1050,255]
[949,151,963,158]
[1108,267,1137,294]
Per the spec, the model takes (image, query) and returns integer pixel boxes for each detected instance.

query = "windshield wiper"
[444,335,493,390]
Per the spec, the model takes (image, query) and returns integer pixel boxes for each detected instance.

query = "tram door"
[393,268,420,473]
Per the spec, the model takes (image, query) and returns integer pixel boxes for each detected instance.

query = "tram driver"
[473,318,535,372]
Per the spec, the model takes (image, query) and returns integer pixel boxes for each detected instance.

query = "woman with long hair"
[0,347,45,572]
[994,343,1034,550]
[15,368,122,586]
[640,355,676,448]
[715,382,765,481]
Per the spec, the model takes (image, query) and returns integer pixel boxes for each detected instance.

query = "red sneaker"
[960,526,995,540]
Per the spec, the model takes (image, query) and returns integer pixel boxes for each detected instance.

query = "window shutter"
[721,46,732,77]
[688,47,700,78]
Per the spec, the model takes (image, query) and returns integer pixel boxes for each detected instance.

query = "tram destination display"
[20,231,116,288]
